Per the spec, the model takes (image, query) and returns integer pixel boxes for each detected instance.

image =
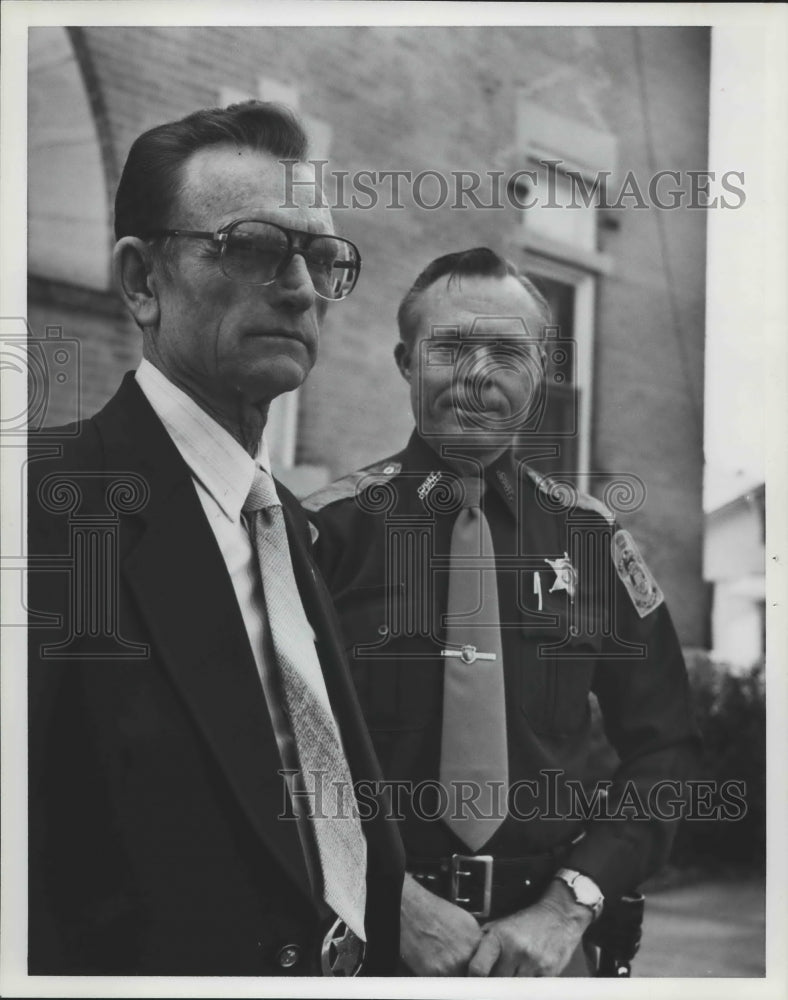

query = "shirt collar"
[406,430,518,504]
[135,359,272,522]
[484,447,520,512]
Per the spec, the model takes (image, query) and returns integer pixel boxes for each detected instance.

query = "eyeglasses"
[142,219,362,301]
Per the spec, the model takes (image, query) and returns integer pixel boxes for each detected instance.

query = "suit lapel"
[96,375,314,902]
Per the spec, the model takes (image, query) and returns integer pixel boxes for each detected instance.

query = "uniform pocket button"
[377,624,389,636]
[277,944,301,968]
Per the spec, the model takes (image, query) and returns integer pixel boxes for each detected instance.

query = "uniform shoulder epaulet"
[302,456,403,513]
[524,467,616,524]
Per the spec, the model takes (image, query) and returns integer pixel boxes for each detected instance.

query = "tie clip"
[441,644,497,665]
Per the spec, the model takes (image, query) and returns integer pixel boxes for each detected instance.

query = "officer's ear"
[113,237,162,332]
[395,340,412,382]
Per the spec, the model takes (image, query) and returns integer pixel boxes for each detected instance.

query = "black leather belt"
[409,837,581,920]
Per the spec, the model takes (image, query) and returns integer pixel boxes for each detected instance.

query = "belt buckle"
[320,916,365,976]
[450,854,493,919]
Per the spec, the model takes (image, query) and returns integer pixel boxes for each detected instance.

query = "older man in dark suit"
[27,101,403,976]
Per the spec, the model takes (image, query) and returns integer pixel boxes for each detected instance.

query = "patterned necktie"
[439,477,509,850]
[244,468,367,940]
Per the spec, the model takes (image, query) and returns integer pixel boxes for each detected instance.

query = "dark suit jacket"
[27,373,404,976]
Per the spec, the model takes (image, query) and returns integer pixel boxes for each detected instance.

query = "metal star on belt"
[321,920,365,976]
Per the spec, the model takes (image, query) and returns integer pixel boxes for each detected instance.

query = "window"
[511,99,618,476]
[524,274,581,474]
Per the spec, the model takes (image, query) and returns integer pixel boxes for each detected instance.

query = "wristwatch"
[554,868,605,921]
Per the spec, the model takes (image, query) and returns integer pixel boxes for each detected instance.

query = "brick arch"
[66,27,121,225]
[28,27,112,289]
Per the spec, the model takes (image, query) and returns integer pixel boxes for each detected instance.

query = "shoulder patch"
[612,529,664,618]
[525,467,615,524]
[302,458,402,513]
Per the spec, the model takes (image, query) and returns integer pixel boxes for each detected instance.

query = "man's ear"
[112,237,162,330]
[394,340,412,382]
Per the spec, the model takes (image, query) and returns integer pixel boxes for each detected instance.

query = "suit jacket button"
[277,944,301,968]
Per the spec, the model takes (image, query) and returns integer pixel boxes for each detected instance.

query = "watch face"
[573,875,601,907]
[557,870,603,915]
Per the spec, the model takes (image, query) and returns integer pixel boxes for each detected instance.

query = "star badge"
[320,918,365,976]
[544,552,577,600]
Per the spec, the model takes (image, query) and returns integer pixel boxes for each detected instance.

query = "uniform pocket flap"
[334,584,404,652]
[520,590,603,655]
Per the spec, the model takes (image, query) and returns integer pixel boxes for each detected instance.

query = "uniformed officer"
[305,247,699,977]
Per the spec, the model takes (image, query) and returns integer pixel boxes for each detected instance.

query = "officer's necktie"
[243,468,367,940]
[439,476,509,851]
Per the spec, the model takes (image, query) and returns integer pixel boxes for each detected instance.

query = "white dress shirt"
[135,359,323,895]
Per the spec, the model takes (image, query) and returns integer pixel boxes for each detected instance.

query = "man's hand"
[399,873,482,975]
[468,878,594,977]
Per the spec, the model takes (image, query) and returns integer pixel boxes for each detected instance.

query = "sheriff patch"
[612,530,664,618]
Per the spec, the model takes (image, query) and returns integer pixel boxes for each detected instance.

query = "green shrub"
[584,650,765,873]
[670,651,765,872]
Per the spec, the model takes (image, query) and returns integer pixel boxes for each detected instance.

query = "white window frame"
[520,255,596,475]
[512,100,619,477]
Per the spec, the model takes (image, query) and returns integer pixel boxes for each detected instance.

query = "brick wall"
[27,25,709,643]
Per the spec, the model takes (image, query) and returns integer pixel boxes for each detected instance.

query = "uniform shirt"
[305,430,700,902]
[136,359,322,895]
